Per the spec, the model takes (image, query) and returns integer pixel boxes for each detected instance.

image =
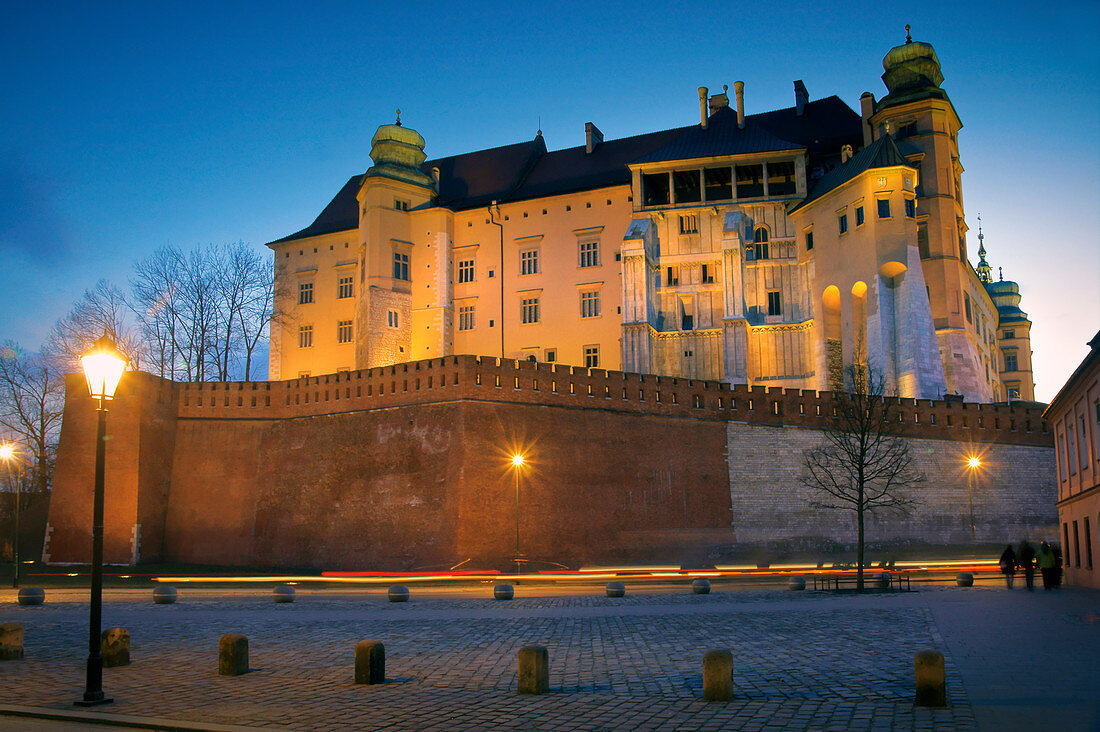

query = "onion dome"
[366,110,435,189]
[986,269,1030,325]
[878,26,948,109]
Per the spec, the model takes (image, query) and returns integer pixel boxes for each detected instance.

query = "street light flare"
[967,456,981,469]
[0,444,14,460]
[511,454,525,467]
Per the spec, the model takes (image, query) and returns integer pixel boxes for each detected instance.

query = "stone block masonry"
[46,355,1055,569]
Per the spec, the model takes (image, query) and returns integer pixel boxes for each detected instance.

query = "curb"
[0,704,257,731]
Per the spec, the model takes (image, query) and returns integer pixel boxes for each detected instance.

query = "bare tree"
[0,343,65,495]
[801,362,924,591]
[130,245,186,380]
[47,279,144,372]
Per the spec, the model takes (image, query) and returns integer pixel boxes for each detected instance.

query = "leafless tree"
[0,342,65,495]
[130,245,186,380]
[47,279,144,373]
[801,361,924,591]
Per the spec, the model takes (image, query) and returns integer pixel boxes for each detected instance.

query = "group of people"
[999,540,1063,591]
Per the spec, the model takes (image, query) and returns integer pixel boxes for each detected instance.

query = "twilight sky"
[1,1,1097,401]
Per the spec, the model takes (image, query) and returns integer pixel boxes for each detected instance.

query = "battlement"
[154,355,1050,446]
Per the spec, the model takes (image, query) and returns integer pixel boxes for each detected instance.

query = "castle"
[266,33,1034,403]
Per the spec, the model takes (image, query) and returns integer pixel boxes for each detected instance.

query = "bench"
[813,571,911,591]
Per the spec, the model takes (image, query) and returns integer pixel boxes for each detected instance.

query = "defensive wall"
[45,355,1057,569]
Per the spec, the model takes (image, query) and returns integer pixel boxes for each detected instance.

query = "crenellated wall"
[45,356,1056,569]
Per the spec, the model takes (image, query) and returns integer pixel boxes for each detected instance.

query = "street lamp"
[965,455,981,540]
[1,443,21,588]
[75,334,127,708]
[511,453,525,574]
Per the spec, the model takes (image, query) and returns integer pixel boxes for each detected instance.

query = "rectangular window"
[458,305,475,331]
[1059,435,1068,480]
[544,348,556,363]
[584,345,599,368]
[387,309,399,328]
[766,160,796,196]
[838,214,848,234]
[337,320,353,343]
[393,251,409,281]
[855,206,865,227]
[767,291,782,316]
[673,169,701,203]
[298,325,313,348]
[1068,426,1078,475]
[1073,521,1081,568]
[337,275,354,299]
[520,249,539,275]
[666,266,678,286]
[678,215,698,235]
[897,121,918,139]
[754,242,769,261]
[1004,351,1018,372]
[521,297,540,324]
[735,164,764,198]
[1085,517,1093,569]
[905,198,916,218]
[964,292,972,322]
[877,198,891,218]
[704,167,732,201]
[702,264,714,284]
[1081,415,1090,469]
[298,281,314,304]
[1004,329,1015,339]
[642,172,670,206]
[805,230,814,251]
[917,222,930,258]
[457,259,475,283]
[580,290,600,318]
[394,199,409,211]
[579,240,599,267]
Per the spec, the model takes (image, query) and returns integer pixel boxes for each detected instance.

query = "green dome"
[882,39,944,95]
[366,114,434,189]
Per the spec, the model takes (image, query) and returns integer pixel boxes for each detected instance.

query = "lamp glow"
[80,335,127,402]
[0,444,13,461]
[967,456,981,469]
[511,454,525,467]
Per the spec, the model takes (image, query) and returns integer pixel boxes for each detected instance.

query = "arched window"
[754,227,769,242]
[753,227,769,260]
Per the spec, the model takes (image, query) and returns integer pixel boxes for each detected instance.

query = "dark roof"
[789,134,914,213]
[632,106,804,164]
[268,96,863,246]
[1043,331,1100,419]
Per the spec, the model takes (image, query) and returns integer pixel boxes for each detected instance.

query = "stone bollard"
[272,585,295,603]
[152,585,178,604]
[875,573,891,590]
[605,582,625,598]
[0,623,23,661]
[101,628,130,667]
[914,650,946,707]
[517,645,549,695]
[787,576,806,591]
[692,579,711,595]
[218,634,249,676]
[956,573,974,588]
[354,640,385,684]
[702,649,734,701]
[387,585,410,603]
[17,588,44,606]
[494,584,514,600]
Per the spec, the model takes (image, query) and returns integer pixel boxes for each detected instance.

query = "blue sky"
[1,1,1097,401]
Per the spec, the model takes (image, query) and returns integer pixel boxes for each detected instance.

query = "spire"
[905,24,912,43]
[975,214,992,284]
[999,266,1003,282]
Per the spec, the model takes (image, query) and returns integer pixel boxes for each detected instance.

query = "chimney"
[794,80,808,116]
[734,81,745,129]
[708,85,729,115]
[860,92,875,146]
[698,87,709,128]
[841,144,853,164]
[585,122,604,154]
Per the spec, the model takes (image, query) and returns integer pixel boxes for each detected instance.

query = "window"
[904,198,916,218]
[917,222,930,258]
[1073,521,1081,568]
[855,206,865,227]
[1004,329,1015,339]
[298,281,314,305]
[767,291,782,316]
[1085,517,1093,569]
[394,199,409,211]
[642,172,670,206]
[679,215,698,235]
[702,264,714,284]
[673,170,701,203]
[458,259,475,283]
[521,297,540,324]
[754,227,769,261]
[579,240,599,267]
[393,251,409,281]
[337,275,354,299]
[897,121,918,139]
[838,213,848,234]
[666,266,678,286]
[1007,386,1021,400]
[1068,426,1078,475]
[580,290,600,318]
[735,164,763,198]
[704,167,732,201]
[766,160,796,196]
[520,249,539,275]
[1081,415,1090,469]
[298,325,313,348]
[877,198,891,218]
[584,345,600,368]
[805,230,814,251]
[964,292,972,322]
[458,305,475,331]
[1004,351,1018,372]
[337,320,353,343]
[544,348,556,363]
[387,310,399,328]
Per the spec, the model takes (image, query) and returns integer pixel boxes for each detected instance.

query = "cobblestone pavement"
[0,584,1096,730]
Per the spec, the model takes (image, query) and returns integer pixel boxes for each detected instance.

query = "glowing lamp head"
[967,456,981,469]
[80,334,128,402]
[0,444,14,461]
[511,454,525,468]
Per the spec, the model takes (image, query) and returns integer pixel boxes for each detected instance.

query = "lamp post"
[511,453,525,574]
[1,444,18,588]
[75,334,127,708]
[966,456,981,540]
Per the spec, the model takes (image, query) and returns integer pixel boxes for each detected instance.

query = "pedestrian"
[1018,540,1036,591]
[999,544,1017,589]
[1053,544,1064,588]
[1038,541,1058,591]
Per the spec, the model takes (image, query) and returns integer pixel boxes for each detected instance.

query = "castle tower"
[986,265,1036,401]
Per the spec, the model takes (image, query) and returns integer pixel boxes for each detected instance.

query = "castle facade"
[266,35,1035,403]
